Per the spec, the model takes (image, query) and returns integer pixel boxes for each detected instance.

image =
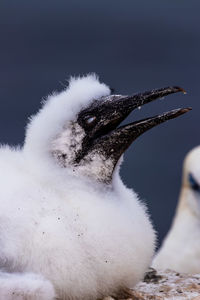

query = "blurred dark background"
[0,0,199,246]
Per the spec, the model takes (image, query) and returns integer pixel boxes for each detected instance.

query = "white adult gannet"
[153,146,200,274]
[0,74,189,299]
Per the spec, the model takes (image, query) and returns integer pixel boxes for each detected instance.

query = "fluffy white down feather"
[0,272,55,300]
[0,74,156,299]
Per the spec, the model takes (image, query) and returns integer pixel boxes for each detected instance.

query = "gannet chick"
[153,146,200,274]
[0,74,190,299]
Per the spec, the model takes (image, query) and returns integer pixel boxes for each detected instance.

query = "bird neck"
[175,187,200,223]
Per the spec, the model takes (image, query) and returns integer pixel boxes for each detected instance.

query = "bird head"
[24,74,190,184]
[180,146,200,217]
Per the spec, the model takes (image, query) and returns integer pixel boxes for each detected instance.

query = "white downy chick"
[0,74,189,299]
[153,146,200,274]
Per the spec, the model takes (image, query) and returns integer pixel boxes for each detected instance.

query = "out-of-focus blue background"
[0,0,199,245]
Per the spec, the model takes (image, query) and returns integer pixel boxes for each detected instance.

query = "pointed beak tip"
[175,107,192,118]
[175,86,187,94]
[182,107,192,113]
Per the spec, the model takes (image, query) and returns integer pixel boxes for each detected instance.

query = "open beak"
[92,107,190,161]
[77,86,191,179]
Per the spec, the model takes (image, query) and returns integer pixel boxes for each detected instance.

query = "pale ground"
[104,269,200,300]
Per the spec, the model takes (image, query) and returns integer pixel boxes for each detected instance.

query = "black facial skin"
[75,87,191,181]
[188,173,200,192]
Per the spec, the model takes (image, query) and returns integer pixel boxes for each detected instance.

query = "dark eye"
[84,116,97,126]
[188,173,200,192]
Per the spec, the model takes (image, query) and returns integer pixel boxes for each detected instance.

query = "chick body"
[0,75,155,299]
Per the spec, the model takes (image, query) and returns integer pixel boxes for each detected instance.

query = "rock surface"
[105,269,200,299]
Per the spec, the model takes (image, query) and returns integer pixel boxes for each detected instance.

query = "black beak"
[91,107,191,162]
[106,86,186,114]
[76,86,191,179]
